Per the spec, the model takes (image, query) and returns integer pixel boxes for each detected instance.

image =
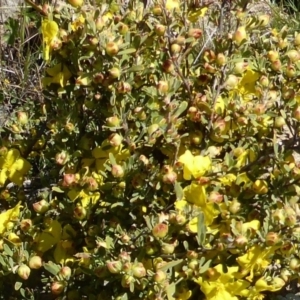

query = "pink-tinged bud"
[33,200,49,214]
[216,53,226,66]
[17,264,31,280]
[154,24,166,36]
[84,177,98,191]
[119,251,131,263]
[287,49,300,62]
[105,42,119,56]
[154,270,167,283]
[152,223,168,238]
[106,261,122,274]
[109,67,121,79]
[259,75,269,87]
[74,205,87,220]
[51,281,65,295]
[20,219,32,232]
[162,169,177,184]
[122,262,132,273]
[109,133,123,147]
[162,59,174,73]
[17,112,28,125]
[267,50,279,62]
[293,106,300,121]
[204,268,220,281]
[204,63,216,73]
[55,151,69,165]
[60,266,72,280]
[106,116,120,127]
[62,173,77,187]
[132,263,146,278]
[116,81,132,94]
[157,80,169,94]
[186,251,198,259]
[233,26,247,45]
[120,233,130,244]
[111,164,125,178]
[271,60,282,72]
[188,28,202,39]
[265,232,280,246]
[28,256,42,269]
[234,235,248,248]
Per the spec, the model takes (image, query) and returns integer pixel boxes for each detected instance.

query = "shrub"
[1,0,300,299]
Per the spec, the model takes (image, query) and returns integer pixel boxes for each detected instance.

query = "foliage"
[1,0,300,299]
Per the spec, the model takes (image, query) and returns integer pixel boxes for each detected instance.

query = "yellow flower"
[175,183,219,229]
[178,150,211,180]
[0,202,22,235]
[34,220,62,252]
[71,14,85,31]
[42,63,72,87]
[41,19,59,61]
[236,245,278,281]
[0,149,31,186]
[195,264,250,300]
[218,173,237,186]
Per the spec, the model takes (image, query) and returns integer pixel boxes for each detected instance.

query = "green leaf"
[52,186,64,193]
[173,101,188,118]
[3,244,13,256]
[14,281,22,291]
[197,212,206,246]
[127,65,145,72]
[0,255,6,266]
[109,153,117,166]
[118,48,136,55]
[159,259,183,271]
[166,283,176,300]
[174,182,183,200]
[199,259,211,274]
[44,261,60,276]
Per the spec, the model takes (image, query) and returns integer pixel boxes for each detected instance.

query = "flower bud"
[33,199,49,214]
[295,33,300,46]
[74,205,87,220]
[229,199,241,214]
[132,263,146,278]
[234,235,248,248]
[109,67,121,79]
[154,24,166,36]
[285,64,297,78]
[162,59,174,73]
[60,266,72,280]
[111,164,125,178]
[51,281,65,295]
[188,28,202,39]
[157,81,169,94]
[216,53,226,66]
[152,223,168,238]
[17,112,28,125]
[109,133,123,147]
[161,243,175,254]
[116,81,131,94]
[287,49,300,62]
[274,116,285,128]
[29,256,42,269]
[106,261,122,274]
[105,42,119,56]
[293,106,300,121]
[265,232,280,246]
[154,270,167,283]
[121,274,135,288]
[17,264,31,280]
[267,50,279,62]
[233,26,247,45]
[224,74,239,89]
[20,219,32,232]
[55,151,69,165]
[106,116,120,127]
[271,60,282,72]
